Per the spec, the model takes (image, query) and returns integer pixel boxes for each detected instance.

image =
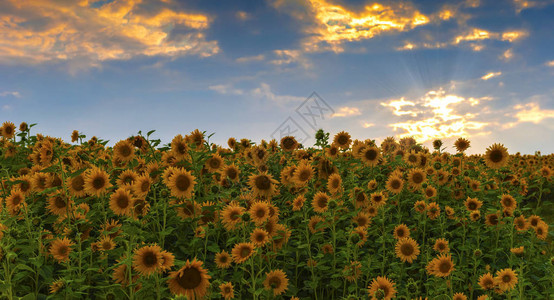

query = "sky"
[0,0,553,154]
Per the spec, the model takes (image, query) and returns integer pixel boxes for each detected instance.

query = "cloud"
[546,60,554,67]
[381,89,491,142]
[270,49,312,69]
[210,82,305,103]
[0,0,219,66]
[331,106,361,117]
[500,48,514,61]
[503,102,554,129]
[0,91,21,98]
[236,11,250,21]
[362,122,374,128]
[235,54,265,63]
[398,28,528,52]
[481,72,502,80]
[271,0,430,53]
[513,0,554,13]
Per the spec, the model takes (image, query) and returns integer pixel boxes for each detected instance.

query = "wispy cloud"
[503,102,554,128]
[331,106,361,118]
[270,49,311,69]
[0,0,219,66]
[481,72,502,80]
[209,82,304,103]
[545,60,554,67]
[513,0,554,13]
[235,54,265,63]
[0,91,21,98]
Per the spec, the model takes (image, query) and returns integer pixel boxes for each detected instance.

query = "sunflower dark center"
[209,158,220,169]
[299,170,310,181]
[120,146,132,157]
[176,267,202,289]
[502,275,511,283]
[400,243,414,255]
[102,241,112,250]
[412,173,423,184]
[490,150,503,163]
[439,261,451,273]
[468,202,477,210]
[282,137,295,150]
[92,176,105,189]
[143,252,158,267]
[12,195,22,205]
[117,195,130,208]
[54,196,66,208]
[391,180,401,189]
[226,168,237,179]
[408,155,417,162]
[240,247,251,257]
[396,229,405,237]
[72,176,85,191]
[58,246,68,255]
[230,210,240,220]
[176,174,191,191]
[365,149,377,161]
[317,196,328,208]
[255,175,271,190]
[255,208,266,218]
[426,189,434,197]
[489,215,498,225]
[269,277,281,289]
[21,181,31,192]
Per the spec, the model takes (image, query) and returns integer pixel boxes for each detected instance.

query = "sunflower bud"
[350,233,360,244]
[474,249,482,257]
[328,200,338,210]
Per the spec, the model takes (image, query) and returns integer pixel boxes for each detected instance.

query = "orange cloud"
[382,89,490,142]
[481,72,502,80]
[331,106,361,117]
[0,0,219,66]
[301,0,429,53]
[503,103,554,128]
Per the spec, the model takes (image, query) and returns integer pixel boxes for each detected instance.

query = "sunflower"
[84,167,112,196]
[361,146,381,166]
[308,215,326,234]
[407,168,426,189]
[424,186,437,198]
[426,202,440,220]
[223,164,240,182]
[352,188,368,209]
[454,138,470,152]
[535,221,548,240]
[215,250,232,269]
[513,216,528,231]
[132,245,163,276]
[251,228,270,247]
[485,213,500,226]
[386,175,404,194]
[292,161,314,187]
[453,293,467,300]
[353,212,371,228]
[333,131,352,150]
[248,172,278,199]
[49,278,64,294]
[280,136,298,152]
[231,242,255,264]
[116,169,138,187]
[500,194,517,212]
[98,236,116,252]
[5,189,25,215]
[31,172,49,192]
[393,224,410,239]
[170,134,189,160]
[495,268,518,291]
[352,226,368,247]
[14,175,33,196]
[433,238,450,253]
[370,192,387,208]
[327,173,342,195]
[272,224,291,250]
[167,168,196,199]
[312,192,329,213]
[263,269,289,296]
[109,188,135,216]
[168,258,211,299]
[205,153,224,172]
[220,203,244,231]
[132,175,152,197]
[326,144,340,158]
[464,197,482,212]
[404,151,420,166]
[103,219,122,239]
[113,139,135,163]
[367,276,396,300]
[510,246,524,256]
[367,179,378,190]
[1,121,16,139]
[49,237,74,263]
[484,143,509,169]
[220,282,235,299]
[478,272,496,290]
[527,215,542,228]
[249,201,270,225]
[395,237,420,263]
[426,254,455,278]
[292,195,306,211]
[343,261,362,282]
[414,200,426,213]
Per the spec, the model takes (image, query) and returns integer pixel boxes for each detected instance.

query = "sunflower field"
[0,121,553,300]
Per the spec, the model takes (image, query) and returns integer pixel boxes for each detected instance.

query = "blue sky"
[0,0,553,154]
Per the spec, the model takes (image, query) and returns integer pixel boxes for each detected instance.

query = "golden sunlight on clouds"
[331,106,362,117]
[481,71,502,80]
[503,103,554,128]
[0,0,219,65]
[546,60,554,67]
[382,89,490,142]
[362,122,375,128]
[302,0,429,52]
